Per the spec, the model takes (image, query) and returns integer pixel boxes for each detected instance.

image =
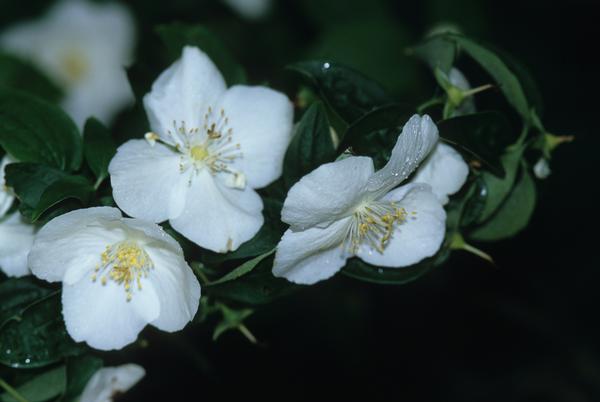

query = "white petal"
[146,246,201,332]
[0,214,36,277]
[534,158,551,179]
[218,85,294,188]
[170,169,264,252]
[109,140,188,223]
[273,217,351,285]
[224,0,272,19]
[449,68,476,116]
[62,274,159,351]
[80,364,145,402]
[29,207,123,283]
[410,142,469,204]
[367,114,439,196]
[281,156,374,231]
[143,46,226,144]
[356,184,446,267]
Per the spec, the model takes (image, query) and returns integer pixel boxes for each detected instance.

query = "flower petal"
[109,140,189,223]
[29,207,123,283]
[146,246,201,332]
[367,114,439,196]
[410,142,469,204]
[62,273,159,351]
[170,169,264,252]
[80,364,145,402]
[272,217,351,285]
[218,85,294,188]
[356,184,446,267]
[0,214,36,277]
[143,46,226,144]
[281,156,374,231]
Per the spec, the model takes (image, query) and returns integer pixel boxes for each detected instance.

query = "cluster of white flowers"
[0,0,471,363]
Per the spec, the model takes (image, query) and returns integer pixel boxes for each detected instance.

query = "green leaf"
[208,258,297,305]
[5,163,93,221]
[287,61,392,124]
[470,164,536,241]
[474,144,525,224]
[62,356,103,402]
[0,89,81,171]
[438,111,517,177]
[83,118,116,185]
[446,34,531,122]
[411,34,457,73]
[155,23,246,86]
[338,103,411,156]
[0,279,85,369]
[208,249,275,286]
[283,102,336,187]
[0,52,62,102]
[0,365,66,402]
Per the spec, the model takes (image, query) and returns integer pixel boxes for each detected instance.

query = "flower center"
[344,201,412,254]
[92,241,154,301]
[190,145,209,161]
[60,48,89,84]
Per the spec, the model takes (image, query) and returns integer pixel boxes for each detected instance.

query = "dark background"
[2,0,598,400]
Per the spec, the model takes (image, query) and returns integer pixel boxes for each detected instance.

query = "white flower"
[410,142,469,204]
[0,0,135,127]
[108,46,294,253]
[80,364,145,402]
[534,157,551,179]
[0,155,36,277]
[28,207,201,351]
[272,115,447,285]
[223,0,272,19]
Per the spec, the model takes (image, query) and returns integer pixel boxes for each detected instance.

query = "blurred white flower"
[534,157,551,179]
[223,0,272,20]
[0,155,35,277]
[273,115,446,285]
[0,0,135,127]
[410,142,469,204]
[80,364,145,402]
[28,207,201,350]
[109,46,294,253]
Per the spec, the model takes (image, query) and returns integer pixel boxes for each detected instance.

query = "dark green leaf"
[5,163,93,221]
[446,34,531,122]
[438,111,517,177]
[287,61,392,124]
[470,164,536,241]
[0,89,81,171]
[411,34,457,73]
[0,365,66,402]
[83,118,116,184]
[0,52,62,102]
[208,249,275,286]
[207,257,297,305]
[0,279,84,369]
[338,103,411,155]
[62,355,103,402]
[283,102,335,187]
[474,143,525,224]
[156,23,246,86]
[342,256,439,285]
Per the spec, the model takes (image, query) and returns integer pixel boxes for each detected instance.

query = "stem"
[461,243,494,264]
[0,378,29,402]
[462,83,494,97]
[416,97,444,113]
[93,176,105,191]
[238,324,258,344]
